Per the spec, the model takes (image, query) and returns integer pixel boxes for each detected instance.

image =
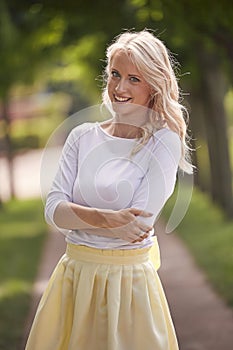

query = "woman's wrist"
[93,208,116,229]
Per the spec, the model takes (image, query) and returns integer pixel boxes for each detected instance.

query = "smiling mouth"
[114,94,132,103]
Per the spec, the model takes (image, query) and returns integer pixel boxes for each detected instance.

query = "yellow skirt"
[26,238,179,350]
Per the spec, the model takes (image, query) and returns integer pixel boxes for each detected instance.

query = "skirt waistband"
[65,237,160,268]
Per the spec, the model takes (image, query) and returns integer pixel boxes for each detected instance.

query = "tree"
[0,0,66,199]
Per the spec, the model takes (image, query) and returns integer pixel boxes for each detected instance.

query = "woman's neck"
[101,120,142,139]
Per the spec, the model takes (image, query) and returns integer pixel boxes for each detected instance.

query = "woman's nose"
[115,79,127,93]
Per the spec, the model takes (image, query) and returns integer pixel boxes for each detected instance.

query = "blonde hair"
[102,30,193,174]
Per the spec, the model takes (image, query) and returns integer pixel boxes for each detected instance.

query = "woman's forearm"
[53,201,109,230]
[53,201,152,243]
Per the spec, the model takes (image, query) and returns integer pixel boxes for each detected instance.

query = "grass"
[163,187,233,307]
[0,199,47,350]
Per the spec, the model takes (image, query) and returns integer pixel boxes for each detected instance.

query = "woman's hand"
[98,207,153,243]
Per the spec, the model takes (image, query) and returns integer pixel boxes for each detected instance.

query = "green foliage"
[130,0,164,23]
[49,33,107,103]
[128,0,233,84]
[0,199,47,349]
[0,0,66,99]
[0,0,138,102]
[163,188,233,307]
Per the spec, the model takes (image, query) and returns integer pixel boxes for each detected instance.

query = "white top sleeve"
[45,124,86,228]
[130,129,181,227]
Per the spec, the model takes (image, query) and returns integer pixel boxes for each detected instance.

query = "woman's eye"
[130,76,140,83]
[111,70,120,78]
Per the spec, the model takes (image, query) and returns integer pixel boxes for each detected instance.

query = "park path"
[2,150,233,350]
[157,220,233,350]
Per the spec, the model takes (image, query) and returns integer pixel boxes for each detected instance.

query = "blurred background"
[0,0,232,349]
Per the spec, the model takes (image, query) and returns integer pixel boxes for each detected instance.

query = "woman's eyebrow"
[128,74,141,78]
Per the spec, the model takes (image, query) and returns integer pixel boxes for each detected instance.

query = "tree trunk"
[2,97,15,199]
[198,50,233,217]
[188,90,211,192]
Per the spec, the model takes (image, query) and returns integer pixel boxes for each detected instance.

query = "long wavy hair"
[102,30,193,174]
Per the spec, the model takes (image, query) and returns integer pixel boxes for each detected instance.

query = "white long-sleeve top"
[45,121,181,249]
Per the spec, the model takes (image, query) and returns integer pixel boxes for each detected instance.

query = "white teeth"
[114,95,131,102]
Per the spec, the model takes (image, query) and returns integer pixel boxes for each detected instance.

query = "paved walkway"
[157,220,233,350]
[22,227,65,349]
[0,149,43,201]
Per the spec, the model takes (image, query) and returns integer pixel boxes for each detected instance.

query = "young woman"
[26,30,193,350]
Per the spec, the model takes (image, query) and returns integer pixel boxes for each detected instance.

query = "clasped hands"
[100,207,153,243]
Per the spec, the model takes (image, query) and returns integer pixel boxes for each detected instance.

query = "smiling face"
[107,50,152,121]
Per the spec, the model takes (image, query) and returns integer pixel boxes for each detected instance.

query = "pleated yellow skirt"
[25,238,179,350]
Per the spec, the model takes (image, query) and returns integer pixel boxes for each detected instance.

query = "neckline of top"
[96,122,170,141]
[96,122,138,141]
